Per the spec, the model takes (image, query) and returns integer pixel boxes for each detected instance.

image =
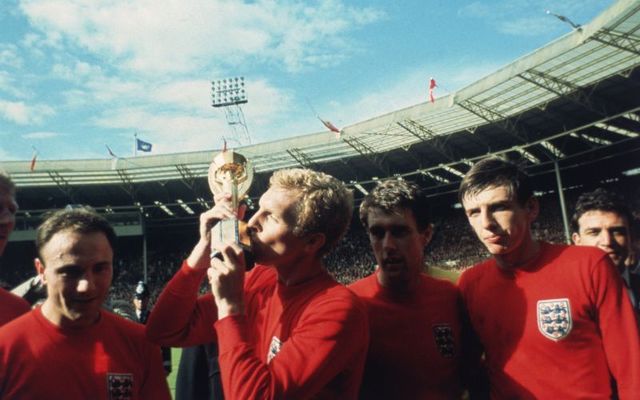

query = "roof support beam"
[457,99,529,142]
[342,137,389,176]
[519,69,608,115]
[589,28,640,56]
[47,171,75,202]
[175,164,198,190]
[286,148,320,170]
[116,169,138,200]
[397,119,457,161]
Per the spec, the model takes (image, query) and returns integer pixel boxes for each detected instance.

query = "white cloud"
[19,0,383,74]
[0,99,55,125]
[458,2,491,18]
[0,44,24,69]
[498,17,555,37]
[22,131,60,139]
[0,71,29,99]
[92,107,230,153]
[51,60,103,81]
[151,80,213,112]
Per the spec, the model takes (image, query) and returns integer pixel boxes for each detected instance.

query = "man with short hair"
[146,168,369,399]
[571,188,640,308]
[0,171,30,326]
[0,207,171,399]
[457,157,640,399]
[349,179,480,399]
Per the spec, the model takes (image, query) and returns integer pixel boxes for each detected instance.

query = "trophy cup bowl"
[208,149,255,269]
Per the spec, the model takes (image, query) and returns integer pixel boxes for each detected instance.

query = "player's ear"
[572,232,581,245]
[421,223,434,247]
[305,233,326,255]
[35,258,47,284]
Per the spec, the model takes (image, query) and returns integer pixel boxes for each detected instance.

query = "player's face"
[37,229,113,329]
[463,185,538,260]
[247,187,309,267]
[573,210,631,269]
[0,188,18,255]
[366,207,431,288]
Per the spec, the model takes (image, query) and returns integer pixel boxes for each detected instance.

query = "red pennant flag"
[29,152,37,172]
[428,78,437,103]
[319,117,341,139]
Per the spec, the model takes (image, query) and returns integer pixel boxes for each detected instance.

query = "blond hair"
[269,169,353,256]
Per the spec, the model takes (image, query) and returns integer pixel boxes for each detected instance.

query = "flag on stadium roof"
[319,117,341,139]
[136,138,152,152]
[429,78,437,103]
[29,147,38,172]
[106,145,117,158]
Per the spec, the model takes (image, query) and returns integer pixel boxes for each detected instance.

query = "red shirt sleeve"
[591,255,640,398]
[139,336,172,399]
[215,293,369,399]
[145,261,219,346]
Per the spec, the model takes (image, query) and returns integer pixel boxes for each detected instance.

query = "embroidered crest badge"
[432,324,455,358]
[267,336,283,364]
[537,298,572,341]
[107,373,133,400]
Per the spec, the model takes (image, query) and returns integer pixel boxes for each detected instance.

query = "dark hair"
[359,179,431,231]
[458,157,533,205]
[0,170,15,195]
[571,188,632,233]
[36,207,117,262]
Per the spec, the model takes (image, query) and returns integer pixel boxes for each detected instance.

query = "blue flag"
[136,138,152,152]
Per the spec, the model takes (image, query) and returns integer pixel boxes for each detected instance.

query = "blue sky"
[0,0,613,162]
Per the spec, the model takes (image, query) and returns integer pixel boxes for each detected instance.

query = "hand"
[186,194,236,270]
[207,242,246,319]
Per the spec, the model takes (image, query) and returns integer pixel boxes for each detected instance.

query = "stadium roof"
[3,0,640,222]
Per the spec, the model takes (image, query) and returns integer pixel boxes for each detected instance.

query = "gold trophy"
[208,149,255,269]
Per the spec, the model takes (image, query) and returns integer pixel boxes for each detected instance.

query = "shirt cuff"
[214,314,250,355]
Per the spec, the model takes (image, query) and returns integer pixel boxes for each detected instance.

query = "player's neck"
[276,255,324,286]
[41,299,101,330]
[495,238,541,270]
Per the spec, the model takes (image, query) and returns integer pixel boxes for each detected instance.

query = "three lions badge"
[432,324,455,358]
[107,373,133,400]
[537,298,572,341]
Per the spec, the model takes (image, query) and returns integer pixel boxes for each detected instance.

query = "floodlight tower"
[211,76,251,145]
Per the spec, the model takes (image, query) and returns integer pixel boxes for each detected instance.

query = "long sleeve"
[146,261,219,347]
[591,255,640,399]
[215,292,369,400]
[140,341,172,400]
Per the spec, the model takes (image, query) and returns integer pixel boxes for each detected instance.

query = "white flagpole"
[134,132,137,157]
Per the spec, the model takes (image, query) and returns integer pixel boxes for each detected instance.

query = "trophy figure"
[208,149,255,269]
